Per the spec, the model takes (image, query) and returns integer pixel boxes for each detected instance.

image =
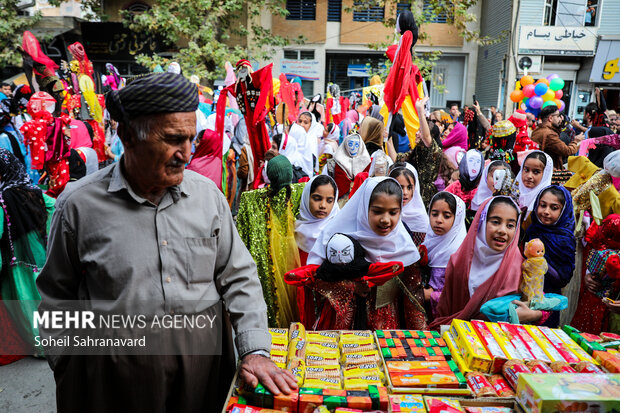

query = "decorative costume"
[511,109,538,153]
[324,133,371,202]
[326,83,349,126]
[0,149,54,363]
[187,129,224,190]
[488,120,517,166]
[237,156,304,327]
[521,239,548,305]
[446,149,483,209]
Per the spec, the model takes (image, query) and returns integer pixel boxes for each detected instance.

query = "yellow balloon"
[543,89,555,101]
[515,81,521,90]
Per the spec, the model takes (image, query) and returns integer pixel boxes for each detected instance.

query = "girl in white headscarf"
[515,150,553,213]
[294,175,340,327]
[421,191,467,316]
[389,163,428,245]
[308,177,426,330]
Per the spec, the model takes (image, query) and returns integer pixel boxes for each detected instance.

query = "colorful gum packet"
[523,325,568,363]
[526,360,553,374]
[499,323,549,362]
[551,328,599,364]
[450,319,492,372]
[423,396,464,413]
[465,372,497,397]
[485,322,524,360]
[389,394,426,413]
[537,326,580,364]
[549,361,577,373]
[501,359,531,390]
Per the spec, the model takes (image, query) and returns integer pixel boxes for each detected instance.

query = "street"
[0,358,55,412]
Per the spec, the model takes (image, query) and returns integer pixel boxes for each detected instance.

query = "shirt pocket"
[185,237,217,283]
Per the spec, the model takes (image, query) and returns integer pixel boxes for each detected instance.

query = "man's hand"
[239,354,298,396]
[472,101,481,114]
[512,300,542,324]
[584,272,603,295]
[573,133,584,143]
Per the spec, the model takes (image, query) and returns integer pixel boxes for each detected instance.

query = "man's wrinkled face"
[124,112,196,190]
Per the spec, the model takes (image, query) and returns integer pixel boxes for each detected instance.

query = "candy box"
[389,394,425,413]
[537,327,580,364]
[516,373,620,413]
[562,325,606,355]
[499,323,549,362]
[442,331,472,374]
[522,325,567,363]
[423,396,464,413]
[229,404,287,413]
[550,329,599,365]
[470,320,508,373]
[593,350,620,373]
[450,320,492,372]
[484,322,523,360]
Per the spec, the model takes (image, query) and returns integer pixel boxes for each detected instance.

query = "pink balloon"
[555,89,563,99]
[558,100,565,112]
[523,84,536,98]
[547,73,559,81]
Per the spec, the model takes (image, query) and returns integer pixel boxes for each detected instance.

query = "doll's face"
[525,239,545,258]
[536,192,563,226]
[327,234,354,264]
[368,193,401,236]
[346,135,361,157]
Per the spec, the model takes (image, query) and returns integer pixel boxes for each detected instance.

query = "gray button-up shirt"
[37,161,270,360]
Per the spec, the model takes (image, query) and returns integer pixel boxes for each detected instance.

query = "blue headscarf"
[523,185,576,294]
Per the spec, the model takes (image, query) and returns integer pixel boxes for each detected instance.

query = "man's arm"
[545,132,583,156]
[213,192,297,395]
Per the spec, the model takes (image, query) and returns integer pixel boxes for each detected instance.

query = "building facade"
[261,0,481,110]
[477,0,620,120]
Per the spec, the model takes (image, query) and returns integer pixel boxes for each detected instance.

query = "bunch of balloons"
[509,74,565,117]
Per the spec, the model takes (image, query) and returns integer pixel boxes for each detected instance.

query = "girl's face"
[536,192,563,226]
[309,184,336,219]
[297,115,312,132]
[485,203,518,252]
[368,194,401,236]
[429,199,455,236]
[441,123,454,140]
[522,158,545,189]
[394,174,414,206]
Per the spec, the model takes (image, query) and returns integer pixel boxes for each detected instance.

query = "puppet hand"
[239,354,297,396]
[584,272,603,295]
[512,300,542,324]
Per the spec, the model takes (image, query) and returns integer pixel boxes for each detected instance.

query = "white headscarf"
[307,177,420,266]
[471,161,505,211]
[397,163,428,233]
[281,122,314,178]
[423,192,467,268]
[333,133,371,179]
[295,175,340,252]
[468,196,519,296]
[516,150,553,212]
[78,147,99,176]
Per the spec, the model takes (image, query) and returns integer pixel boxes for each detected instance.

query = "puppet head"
[327,233,355,264]
[524,238,545,259]
[235,59,253,81]
[345,133,362,157]
[27,91,56,116]
[328,83,340,98]
[396,10,418,45]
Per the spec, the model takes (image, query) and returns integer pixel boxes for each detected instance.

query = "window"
[584,0,598,26]
[423,0,449,24]
[543,0,557,25]
[284,50,315,60]
[328,0,342,21]
[353,1,384,22]
[286,0,316,20]
[396,2,410,15]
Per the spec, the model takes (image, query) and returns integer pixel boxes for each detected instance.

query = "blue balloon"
[534,83,548,96]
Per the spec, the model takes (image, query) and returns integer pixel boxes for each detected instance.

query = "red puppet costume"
[223,60,273,185]
[326,83,350,127]
[511,109,539,153]
[382,11,424,148]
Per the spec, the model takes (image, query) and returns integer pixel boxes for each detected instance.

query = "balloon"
[553,98,564,109]
[536,78,550,86]
[510,89,524,102]
[529,96,543,109]
[520,75,535,86]
[555,89,563,99]
[549,77,565,91]
[543,89,555,101]
[546,74,559,81]
[515,81,521,90]
[558,100,565,112]
[534,83,548,96]
[523,84,536,98]
[542,100,556,109]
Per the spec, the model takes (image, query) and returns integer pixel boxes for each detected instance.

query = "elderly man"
[37,73,296,412]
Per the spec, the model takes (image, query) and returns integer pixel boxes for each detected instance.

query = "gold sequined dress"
[236,183,305,327]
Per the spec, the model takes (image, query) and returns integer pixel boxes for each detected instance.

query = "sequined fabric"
[572,170,612,214]
[236,183,304,327]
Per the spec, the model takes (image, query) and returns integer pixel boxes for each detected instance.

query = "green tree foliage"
[0,0,40,68]
[124,0,301,83]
